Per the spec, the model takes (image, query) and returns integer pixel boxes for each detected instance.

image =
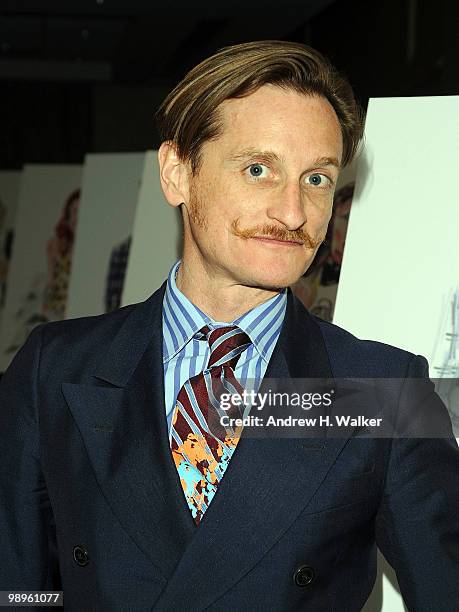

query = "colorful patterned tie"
[170,325,252,525]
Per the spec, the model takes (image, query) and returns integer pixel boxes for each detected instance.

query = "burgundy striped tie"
[170,325,251,525]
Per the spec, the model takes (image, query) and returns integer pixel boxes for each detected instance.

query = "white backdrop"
[66,153,145,319]
[334,96,459,612]
[335,96,459,360]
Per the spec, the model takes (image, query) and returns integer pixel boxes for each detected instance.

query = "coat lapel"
[153,290,358,611]
[62,282,196,581]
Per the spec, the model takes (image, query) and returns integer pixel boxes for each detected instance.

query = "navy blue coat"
[1,284,458,611]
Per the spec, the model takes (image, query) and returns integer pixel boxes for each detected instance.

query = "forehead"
[214,84,343,163]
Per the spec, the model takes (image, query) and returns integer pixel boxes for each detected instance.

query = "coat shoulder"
[313,315,425,377]
[33,303,142,382]
[41,303,137,346]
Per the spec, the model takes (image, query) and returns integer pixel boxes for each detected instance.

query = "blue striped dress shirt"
[162,260,287,438]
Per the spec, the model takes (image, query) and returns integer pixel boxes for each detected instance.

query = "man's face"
[182,84,343,289]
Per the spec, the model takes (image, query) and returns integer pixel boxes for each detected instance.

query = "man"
[1,41,458,611]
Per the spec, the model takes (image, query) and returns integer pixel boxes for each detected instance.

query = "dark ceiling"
[0,0,337,83]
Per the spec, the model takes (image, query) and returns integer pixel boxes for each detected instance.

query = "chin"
[230,251,309,290]
[242,268,302,291]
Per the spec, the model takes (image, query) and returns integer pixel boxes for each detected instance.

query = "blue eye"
[247,163,269,178]
[307,173,331,187]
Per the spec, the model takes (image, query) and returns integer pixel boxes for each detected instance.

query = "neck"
[175,258,281,323]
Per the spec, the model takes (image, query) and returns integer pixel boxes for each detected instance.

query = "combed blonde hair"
[156,40,364,172]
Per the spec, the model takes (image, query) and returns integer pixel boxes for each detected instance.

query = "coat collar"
[92,283,332,387]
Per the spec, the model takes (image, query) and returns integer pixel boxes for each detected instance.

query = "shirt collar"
[162,260,287,364]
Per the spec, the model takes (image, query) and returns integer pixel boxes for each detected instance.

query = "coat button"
[293,565,315,587]
[73,545,90,567]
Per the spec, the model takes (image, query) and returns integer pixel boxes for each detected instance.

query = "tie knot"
[199,325,251,369]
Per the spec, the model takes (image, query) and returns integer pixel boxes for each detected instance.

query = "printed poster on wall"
[291,161,358,321]
[122,150,182,306]
[334,96,459,435]
[0,164,81,373]
[66,153,145,319]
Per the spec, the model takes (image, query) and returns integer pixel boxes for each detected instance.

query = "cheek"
[306,191,334,220]
[311,205,334,236]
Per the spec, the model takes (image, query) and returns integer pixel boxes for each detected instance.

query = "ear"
[157,141,190,208]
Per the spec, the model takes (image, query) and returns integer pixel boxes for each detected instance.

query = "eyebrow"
[227,148,341,170]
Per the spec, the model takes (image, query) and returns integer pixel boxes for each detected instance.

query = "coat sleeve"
[0,324,61,592]
[375,354,459,611]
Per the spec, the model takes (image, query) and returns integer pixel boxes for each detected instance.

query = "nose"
[265,181,307,231]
